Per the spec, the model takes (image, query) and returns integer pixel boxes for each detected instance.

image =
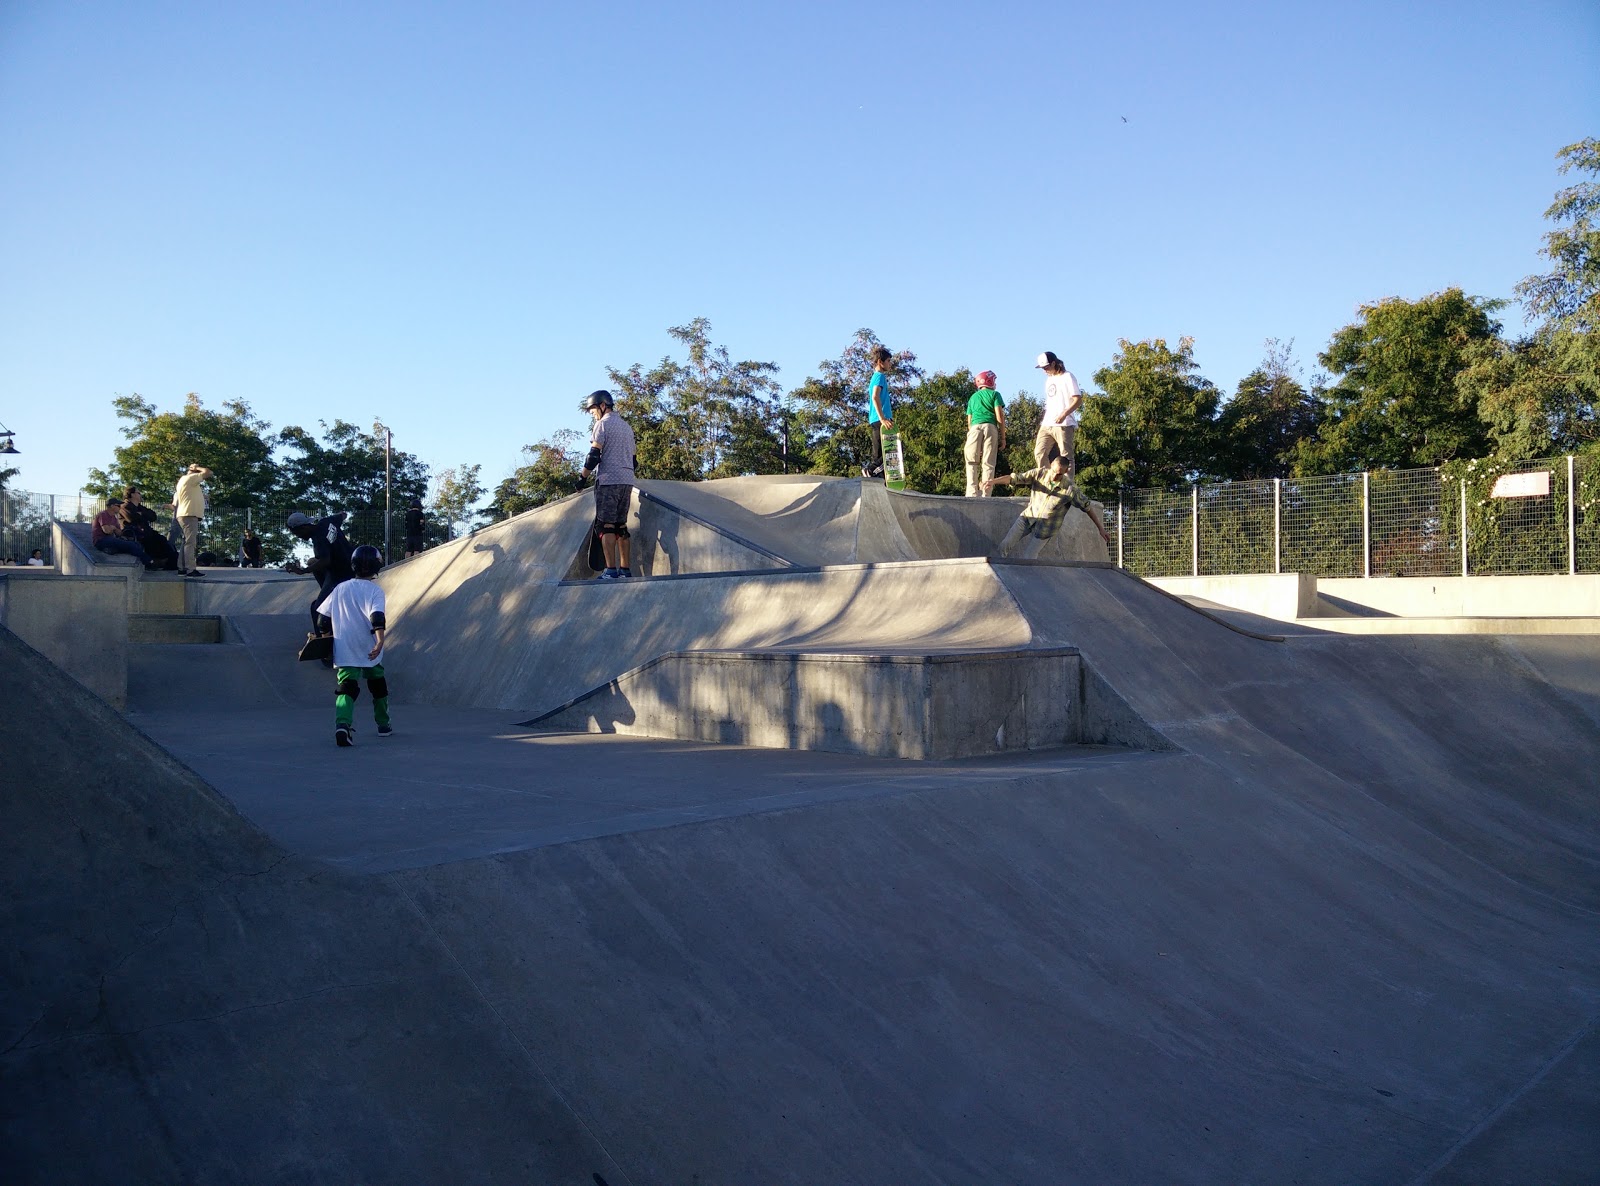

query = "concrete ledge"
[1296,616,1600,636]
[524,646,1166,760]
[1316,574,1600,618]
[1148,573,1318,620]
[130,613,222,644]
[0,573,128,708]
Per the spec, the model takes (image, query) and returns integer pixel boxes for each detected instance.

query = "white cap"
[1035,351,1062,369]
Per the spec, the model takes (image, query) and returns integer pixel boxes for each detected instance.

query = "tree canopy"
[1079,337,1221,494]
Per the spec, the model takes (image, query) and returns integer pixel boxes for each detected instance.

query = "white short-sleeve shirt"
[1042,371,1082,428]
[319,578,387,669]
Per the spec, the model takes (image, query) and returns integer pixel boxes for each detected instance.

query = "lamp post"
[0,420,18,455]
[374,420,392,561]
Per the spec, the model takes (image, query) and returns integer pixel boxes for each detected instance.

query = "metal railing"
[1113,454,1599,578]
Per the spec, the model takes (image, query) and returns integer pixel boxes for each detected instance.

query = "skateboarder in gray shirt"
[578,390,637,579]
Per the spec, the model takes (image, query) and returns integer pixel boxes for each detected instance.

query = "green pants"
[335,664,391,729]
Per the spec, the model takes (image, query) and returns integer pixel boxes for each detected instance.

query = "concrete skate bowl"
[9,536,1600,1184]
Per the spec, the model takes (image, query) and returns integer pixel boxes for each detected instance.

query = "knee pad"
[367,676,389,700]
[337,676,361,699]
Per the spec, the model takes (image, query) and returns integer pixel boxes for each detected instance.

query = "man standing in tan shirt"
[172,463,211,577]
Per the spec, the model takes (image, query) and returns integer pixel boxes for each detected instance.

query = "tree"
[1078,337,1221,495]
[787,329,924,476]
[1298,289,1502,473]
[86,392,278,506]
[1214,340,1322,479]
[488,431,584,520]
[1463,138,1600,458]
[431,464,486,540]
[276,419,430,513]
[893,370,974,494]
[607,318,784,481]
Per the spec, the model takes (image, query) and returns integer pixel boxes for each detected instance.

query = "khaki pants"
[998,515,1050,559]
[964,422,1002,496]
[1033,423,1077,475]
[180,516,201,571]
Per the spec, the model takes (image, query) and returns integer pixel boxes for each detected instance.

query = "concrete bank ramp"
[8,608,1600,1183]
[1,625,623,1183]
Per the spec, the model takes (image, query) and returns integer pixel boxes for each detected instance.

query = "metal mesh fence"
[1580,454,1600,575]
[1279,472,1363,578]
[1112,456,1600,579]
[1197,479,1275,576]
[1119,486,1193,577]
[1368,467,1455,577]
[0,489,57,564]
[1449,456,1574,576]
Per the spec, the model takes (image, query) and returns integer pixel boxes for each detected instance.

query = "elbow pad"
[370,611,386,631]
[584,445,603,470]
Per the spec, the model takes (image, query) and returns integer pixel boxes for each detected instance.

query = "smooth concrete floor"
[130,706,1164,873]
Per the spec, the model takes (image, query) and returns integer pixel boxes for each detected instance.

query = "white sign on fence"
[1490,470,1552,498]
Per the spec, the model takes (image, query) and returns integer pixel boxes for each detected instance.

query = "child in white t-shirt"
[318,544,392,747]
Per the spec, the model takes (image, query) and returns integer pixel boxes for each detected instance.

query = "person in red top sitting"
[90,498,151,566]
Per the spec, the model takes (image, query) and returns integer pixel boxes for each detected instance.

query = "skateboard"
[882,428,908,491]
[587,526,606,573]
[297,632,334,663]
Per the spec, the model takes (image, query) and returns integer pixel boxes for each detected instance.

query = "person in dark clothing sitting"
[120,486,179,570]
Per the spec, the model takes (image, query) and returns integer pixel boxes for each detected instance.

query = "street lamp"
[373,420,392,561]
[0,421,18,454]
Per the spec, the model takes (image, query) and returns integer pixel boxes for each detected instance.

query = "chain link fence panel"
[1197,479,1275,576]
[0,489,58,564]
[1119,487,1194,577]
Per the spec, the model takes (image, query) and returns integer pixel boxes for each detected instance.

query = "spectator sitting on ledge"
[91,498,152,566]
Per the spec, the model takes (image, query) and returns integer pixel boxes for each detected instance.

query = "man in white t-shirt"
[1033,350,1083,477]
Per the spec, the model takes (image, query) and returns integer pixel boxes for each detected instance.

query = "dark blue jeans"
[95,537,150,564]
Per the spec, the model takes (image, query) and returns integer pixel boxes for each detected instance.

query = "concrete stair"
[129,613,222,644]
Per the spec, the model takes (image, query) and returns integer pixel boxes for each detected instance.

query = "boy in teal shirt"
[964,369,1007,496]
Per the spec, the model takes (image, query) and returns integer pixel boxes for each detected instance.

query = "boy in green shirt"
[983,455,1110,558]
[964,369,1007,497]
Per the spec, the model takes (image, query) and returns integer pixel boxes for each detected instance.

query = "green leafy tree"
[787,329,924,476]
[1000,393,1043,478]
[1463,138,1600,458]
[276,419,430,513]
[431,463,486,540]
[894,370,974,494]
[1215,340,1322,479]
[488,431,584,520]
[607,318,783,481]
[1078,337,1221,496]
[1297,289,1502,473]
[86,392,278,507]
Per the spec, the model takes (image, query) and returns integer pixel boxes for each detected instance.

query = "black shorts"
[405,534,423,552]
[593,484,632,526]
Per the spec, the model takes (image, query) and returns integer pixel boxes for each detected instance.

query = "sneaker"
[861,465,873,478]
[376,723,393,738]
[335,727,353,747]
[183,569,206,579]
[598,569,621,580]
[618,567,633,578]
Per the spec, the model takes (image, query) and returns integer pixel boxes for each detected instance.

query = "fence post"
[1361,472,1371,578]
[1568,454,1577,576]
[1273,478,1281,575]
[1117,493,1124,569]
[1460,479,1469,578]
[1188,485,1198,577]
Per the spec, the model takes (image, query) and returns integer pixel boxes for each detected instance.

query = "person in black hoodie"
[120,486,179,570]
[404,498,425,558]
[287,510,354,649]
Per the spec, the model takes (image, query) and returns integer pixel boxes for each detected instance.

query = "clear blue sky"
[3,0,1597,501]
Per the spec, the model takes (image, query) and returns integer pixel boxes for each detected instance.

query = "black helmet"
[580,389,614,412]
[351,544,384,578]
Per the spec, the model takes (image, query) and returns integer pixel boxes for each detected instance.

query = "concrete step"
[523,646,1168,760]
[130,613,222,644]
